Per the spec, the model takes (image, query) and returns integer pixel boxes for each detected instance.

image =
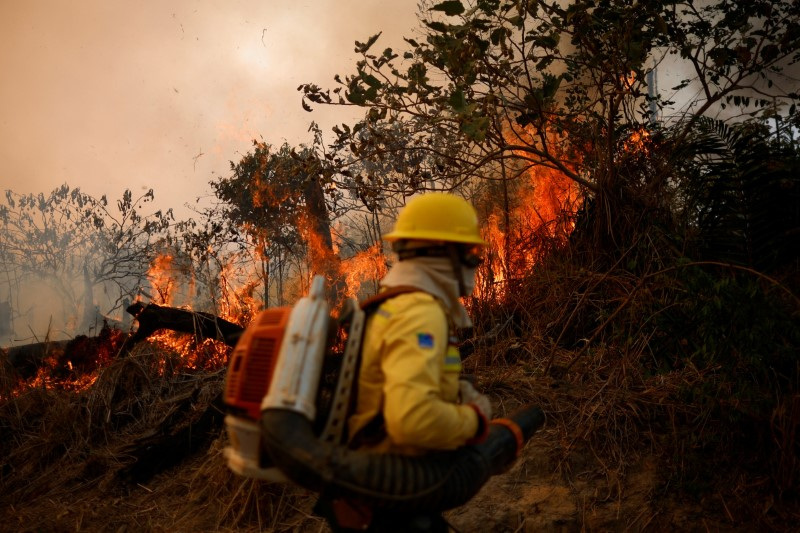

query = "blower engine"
[223,275,365,481]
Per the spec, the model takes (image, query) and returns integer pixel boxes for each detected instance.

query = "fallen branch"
[4,303,245,378]
[121,302,244,354]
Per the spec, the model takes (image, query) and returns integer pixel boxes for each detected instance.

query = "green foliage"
[675,118,800,271]
[678,269,798,385]
[655,262,800,495]
[432,1,466,17]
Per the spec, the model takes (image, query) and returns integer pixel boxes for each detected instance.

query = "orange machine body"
[224,307,291,421]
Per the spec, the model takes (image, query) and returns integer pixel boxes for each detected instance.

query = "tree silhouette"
[0,185,172,337]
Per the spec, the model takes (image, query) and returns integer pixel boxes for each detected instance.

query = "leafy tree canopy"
[299,0,799,250]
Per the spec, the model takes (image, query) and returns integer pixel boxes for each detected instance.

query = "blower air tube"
[260,405,544,512]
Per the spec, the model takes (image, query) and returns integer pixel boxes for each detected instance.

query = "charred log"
[3,325,126,380]
[4,340,71,379]
[4,301,245,377]
[122,302,244,354]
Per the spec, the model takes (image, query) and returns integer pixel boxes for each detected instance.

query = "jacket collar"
[379,257,473,328]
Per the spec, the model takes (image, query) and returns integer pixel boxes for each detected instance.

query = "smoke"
[0,275,98,347]
[0,1,421,220]
[0,1,423,345]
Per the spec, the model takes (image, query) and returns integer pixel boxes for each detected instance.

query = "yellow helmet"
[383,193,487,246]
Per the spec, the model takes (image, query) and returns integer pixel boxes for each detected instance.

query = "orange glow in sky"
[0,1,419,219]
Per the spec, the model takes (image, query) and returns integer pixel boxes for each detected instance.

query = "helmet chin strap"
[446,243,468,298]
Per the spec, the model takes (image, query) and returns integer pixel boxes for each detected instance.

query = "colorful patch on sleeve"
[444,345,462,372]
[416,332,435,349]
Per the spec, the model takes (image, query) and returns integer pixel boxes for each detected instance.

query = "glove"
[460,379,492,444]
[459,379,492,421]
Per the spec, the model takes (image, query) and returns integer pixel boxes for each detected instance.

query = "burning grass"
[0,336,326,532]
[3,343,219,527]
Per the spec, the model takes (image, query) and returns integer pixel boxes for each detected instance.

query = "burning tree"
[202,141,339,304]
[299,0,799,262]
[201,140,389,308]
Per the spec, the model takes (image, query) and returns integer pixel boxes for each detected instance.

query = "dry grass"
[464,251,800,530]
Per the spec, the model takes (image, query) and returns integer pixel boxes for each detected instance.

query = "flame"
[475,123,581,300]
[8,246,263,395]
[7,121,587,397]
[341,242,388,299]
[621,70,637,90]
[216,260,260,324]
[624,128,650,154]
[141,252,258,367]
[148,254,177,305]
[148,331,230,370]
[481,213,509,285]
[250,155,296,211]
[9,326,126,396]
[297,210,339,278]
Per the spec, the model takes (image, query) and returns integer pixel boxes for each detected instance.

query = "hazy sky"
[0,1,420,219]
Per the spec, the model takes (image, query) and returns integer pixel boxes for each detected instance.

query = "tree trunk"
[81,264,95,332]
[0,299,11,338]
[303,177,346,306]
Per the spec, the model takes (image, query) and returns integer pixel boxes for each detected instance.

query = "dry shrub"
[771,394,800,496]
[124,436,324,532]
[466,246,800,529]
[0,351,19,396]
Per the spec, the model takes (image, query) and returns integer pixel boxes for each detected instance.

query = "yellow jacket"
[347,291,479,454]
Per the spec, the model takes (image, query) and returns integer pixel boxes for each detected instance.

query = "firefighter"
[316,193,493,532]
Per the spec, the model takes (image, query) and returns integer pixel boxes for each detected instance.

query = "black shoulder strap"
[358,285,422,313]
[346,285,423,450]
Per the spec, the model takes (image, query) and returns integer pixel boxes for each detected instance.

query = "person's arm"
[380,298,480,450]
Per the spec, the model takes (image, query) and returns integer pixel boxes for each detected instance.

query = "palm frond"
[676,118,799,271]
